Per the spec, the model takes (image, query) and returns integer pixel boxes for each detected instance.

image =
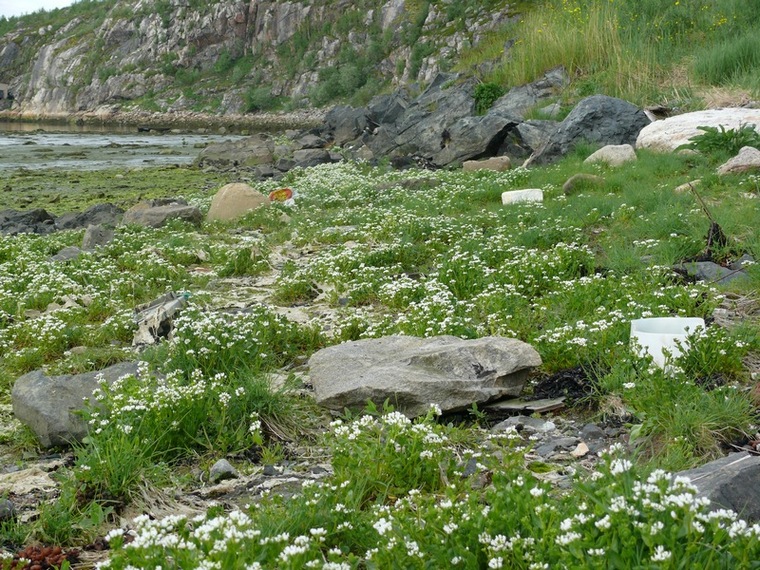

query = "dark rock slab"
[531,95,651,165]
[55,203,124,230]
[680,452,760,522]
[0,208,56,235]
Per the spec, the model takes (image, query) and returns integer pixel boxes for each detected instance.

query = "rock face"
[636,109,760,152]
[308,335,541,417]
[12,361,139,447]
[680,452,760,522]
[531,95,651,165]
[122,198,202,228]
[717,146,760,175]
[207,183,269,221]
[1,0,518,116]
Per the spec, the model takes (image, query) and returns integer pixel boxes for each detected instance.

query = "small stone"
[263,464,281,476]
[82,224,114,250]
[717,146,760,175]
[674,179,701,194]
[462,156,511,172]
[584,144,637,167]
[562,173,606,195]
[50,246,82,263]
[580,423,606,440]
[209,459,238,483]
[0,499,16,522]
[570,442,589,458]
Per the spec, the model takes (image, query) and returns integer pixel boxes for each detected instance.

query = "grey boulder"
[122,198,202,228]
[308,335,541,417]
[12,361,139,447]
[531,95,651,165]
[680,452,760,522]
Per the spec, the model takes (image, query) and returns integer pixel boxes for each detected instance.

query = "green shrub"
[677,124,760,156]
[474,81,505,114]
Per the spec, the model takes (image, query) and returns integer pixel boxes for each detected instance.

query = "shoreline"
[0,107,327,134]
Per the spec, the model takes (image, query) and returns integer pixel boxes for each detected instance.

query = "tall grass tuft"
[693,32,760,86]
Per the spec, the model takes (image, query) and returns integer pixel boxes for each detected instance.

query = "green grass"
[0,145,759,562]
[458,0,760,106]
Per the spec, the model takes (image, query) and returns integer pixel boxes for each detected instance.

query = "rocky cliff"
[0,0,516,117]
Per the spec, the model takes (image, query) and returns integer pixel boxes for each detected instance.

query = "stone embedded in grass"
[462,156,511,172]
[501,188,543,205]
[717,146,760,176]
[82,223,114,249]
[209,459,239,483]
[562,173,606,195]
[308,335,541,417]
[584,144,637,167]
[122,198,202,228]
[674,179,702,194]
[207,183,269,222]
[11,361,139,448]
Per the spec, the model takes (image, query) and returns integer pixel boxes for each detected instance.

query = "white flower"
[373,518,392,536]
[488,557,503,569]
[651,545,671,562]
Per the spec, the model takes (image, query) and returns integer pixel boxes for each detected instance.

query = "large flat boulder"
[308,335,541,417]
[122,198,202,228]
[12,361,139,447]
[636,108,760,152]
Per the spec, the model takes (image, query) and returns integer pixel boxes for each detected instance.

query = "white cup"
[630,317,705,369]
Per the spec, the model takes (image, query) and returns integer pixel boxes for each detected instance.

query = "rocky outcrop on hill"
[198,72,650,171]
[0,0,517,117]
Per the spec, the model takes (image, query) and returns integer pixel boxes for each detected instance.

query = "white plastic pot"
[630,317,705,369]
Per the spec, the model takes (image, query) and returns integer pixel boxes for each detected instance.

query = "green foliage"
[244,86,279,112]
[101,419,760,569]
[677,124,760,156]
[693,32,760,85]
[474,81,505,114]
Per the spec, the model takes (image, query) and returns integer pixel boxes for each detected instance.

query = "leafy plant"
[474,81,505,114]
[676,124,760,156]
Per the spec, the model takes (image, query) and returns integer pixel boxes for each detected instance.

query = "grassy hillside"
[461,0,760,110]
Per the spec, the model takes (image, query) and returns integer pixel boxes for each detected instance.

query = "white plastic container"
[630,317,705,369]
[501,188,543,205]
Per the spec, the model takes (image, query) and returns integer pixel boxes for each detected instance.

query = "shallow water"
[0,123,243,170]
